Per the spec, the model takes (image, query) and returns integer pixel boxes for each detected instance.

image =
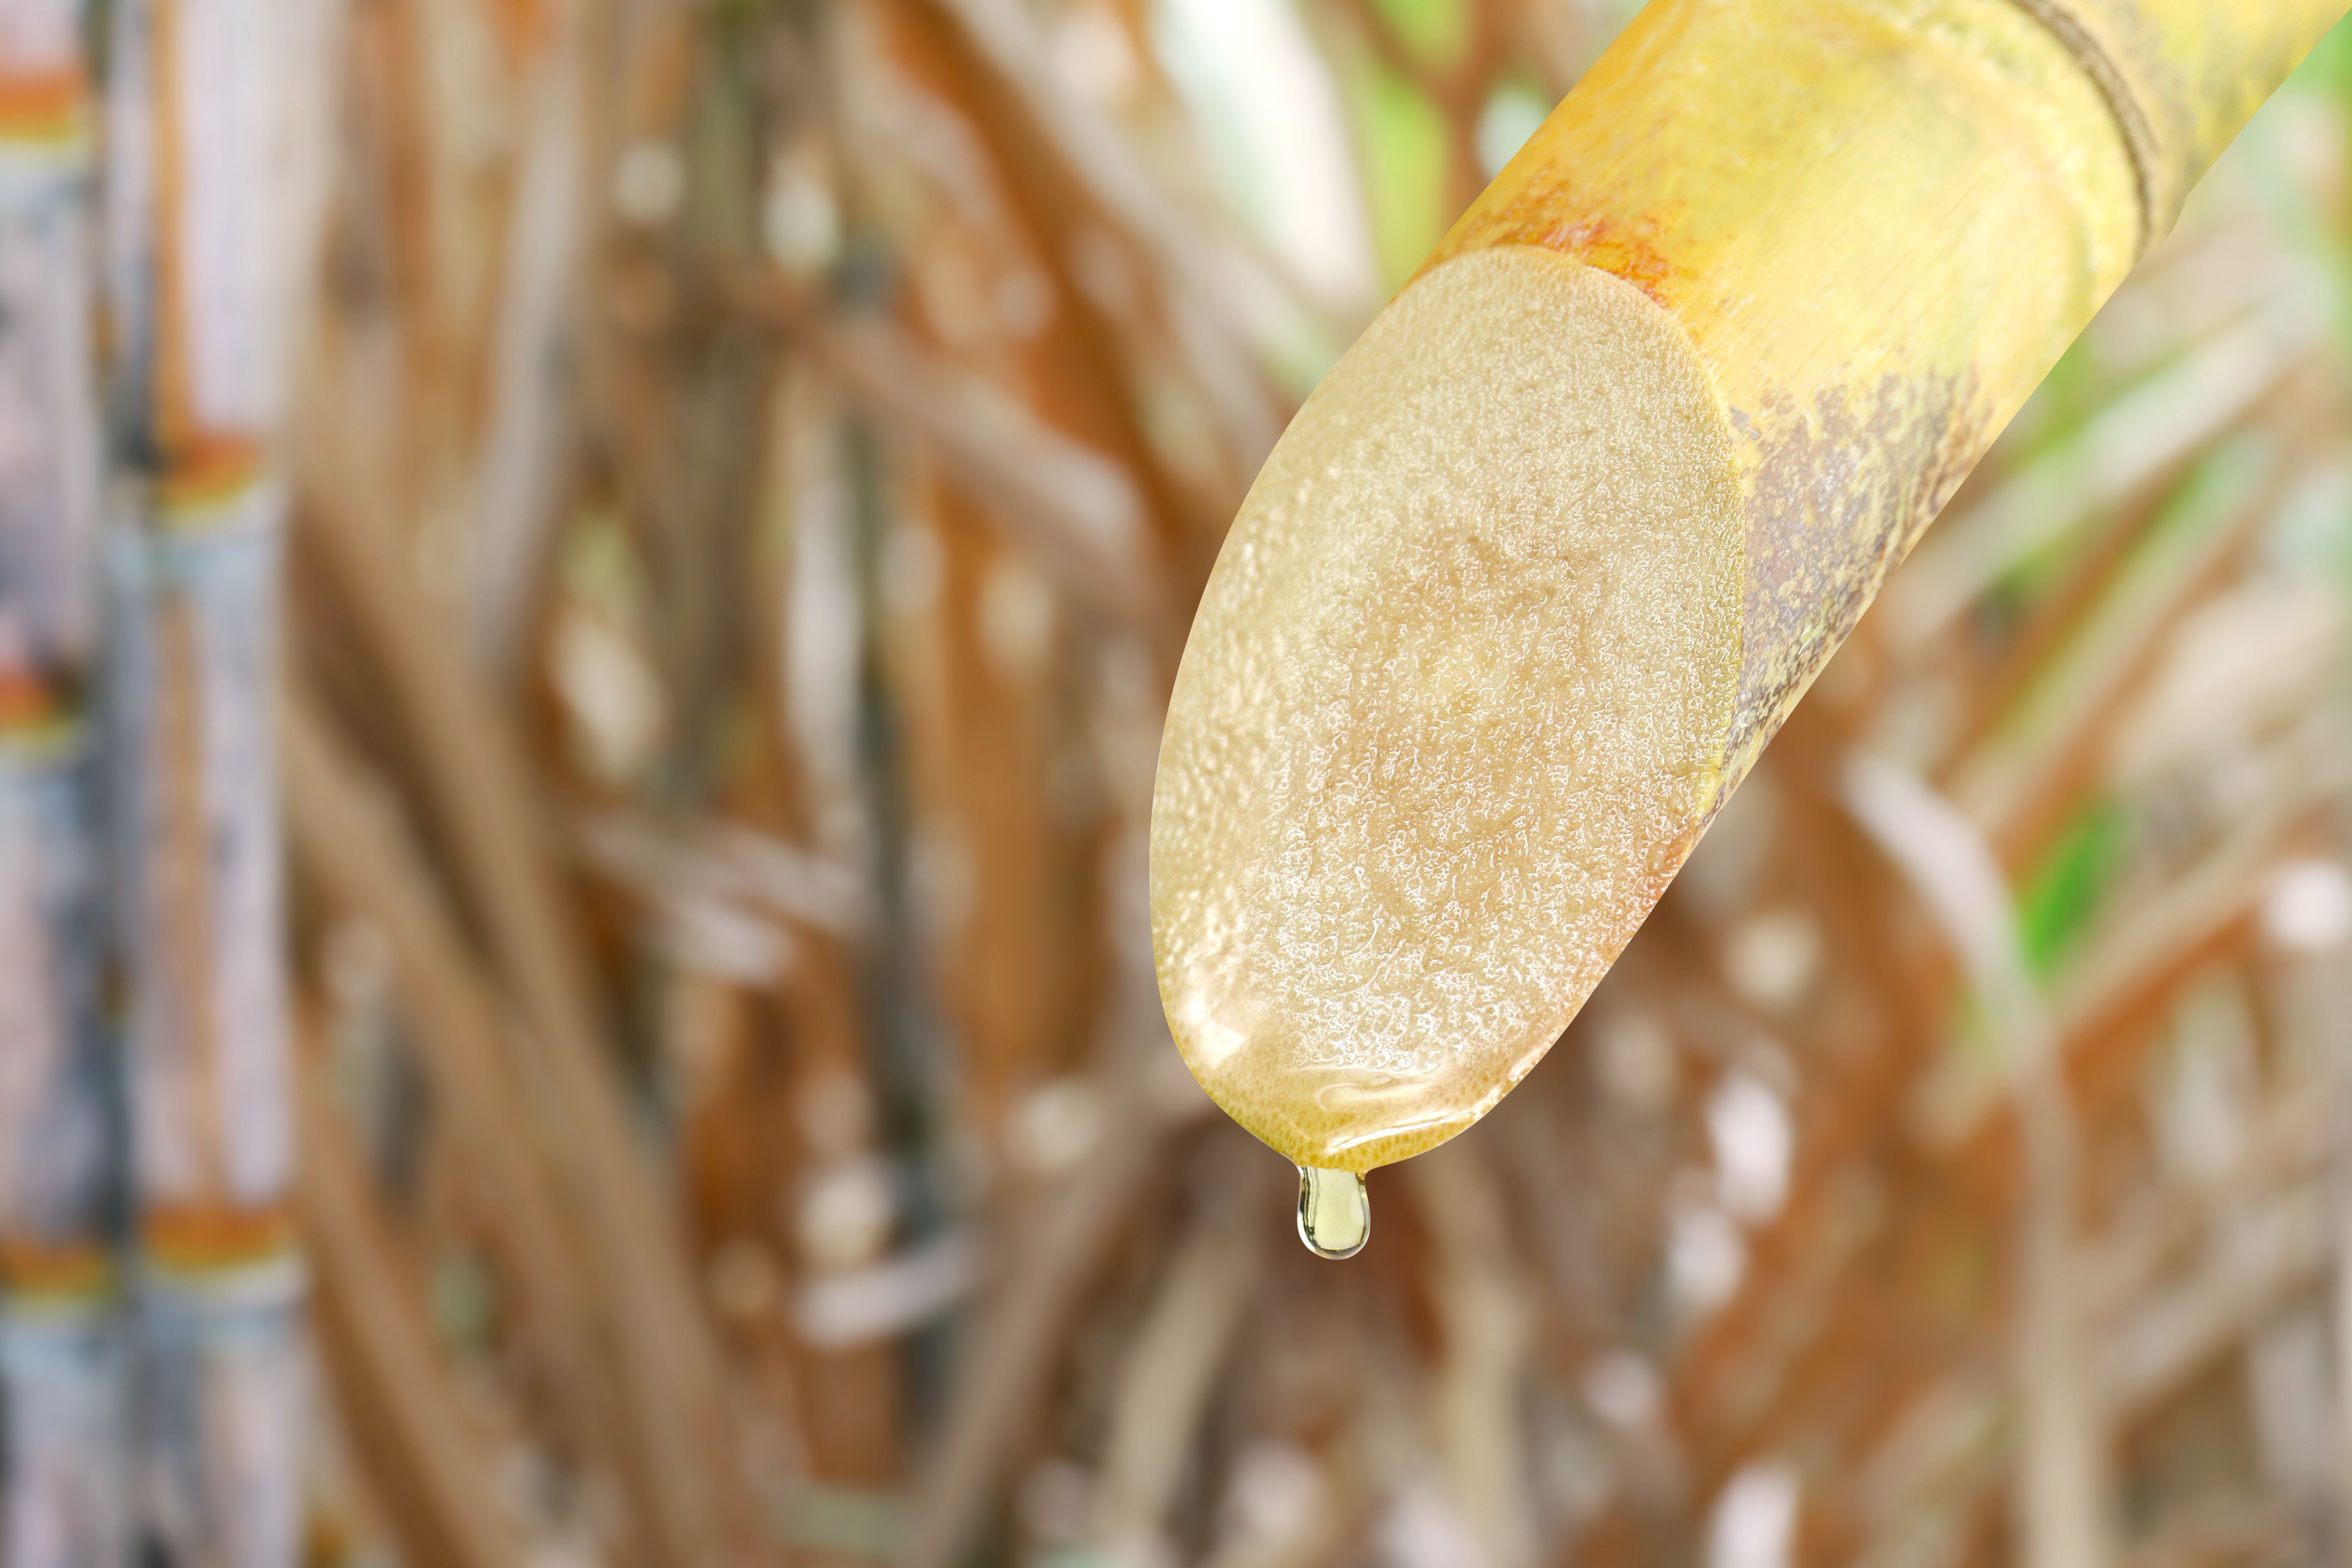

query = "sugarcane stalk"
[0,3,131,1557]
[0,744,111,1292]
[104,0,313,1559]
[109,511,294,1263]
[106,504,308,1568]
[0,0,107,1288]
[1150,0,2350,1177]
[0,1311,130,1565]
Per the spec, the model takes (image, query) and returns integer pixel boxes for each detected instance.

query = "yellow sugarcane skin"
[1435,0,2148,787]
[1152,0,2347,1173]
[2057,0,2352,228]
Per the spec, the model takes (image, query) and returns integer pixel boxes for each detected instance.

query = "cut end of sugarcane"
[1150,245,1744,1173]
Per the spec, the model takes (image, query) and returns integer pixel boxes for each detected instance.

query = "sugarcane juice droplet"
[1296,1165,1370,1260]
[1151,245,1745,1177]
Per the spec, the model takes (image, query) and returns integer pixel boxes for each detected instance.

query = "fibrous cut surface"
[1151,245,1745,1170]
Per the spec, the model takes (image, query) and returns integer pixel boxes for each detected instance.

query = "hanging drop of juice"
[1295,1166,1370,1260]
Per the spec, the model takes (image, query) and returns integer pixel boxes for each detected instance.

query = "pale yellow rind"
[1438,0,2148,789]
[2053,0,2350,232]
[1150,246,1743,1171]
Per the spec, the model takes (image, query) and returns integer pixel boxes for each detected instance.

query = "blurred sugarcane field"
[12,0,2352,1565]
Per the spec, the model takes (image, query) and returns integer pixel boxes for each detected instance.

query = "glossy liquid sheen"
[1151,246,1744,1177]
[1297,1166,1370,1260]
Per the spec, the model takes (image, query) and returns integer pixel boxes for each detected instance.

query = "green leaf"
[2017,799,2127,977]
[1350,61,1451,292]
[1366,0,1470,71]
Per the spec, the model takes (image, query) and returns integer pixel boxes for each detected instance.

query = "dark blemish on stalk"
[1720,371,1988,790]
